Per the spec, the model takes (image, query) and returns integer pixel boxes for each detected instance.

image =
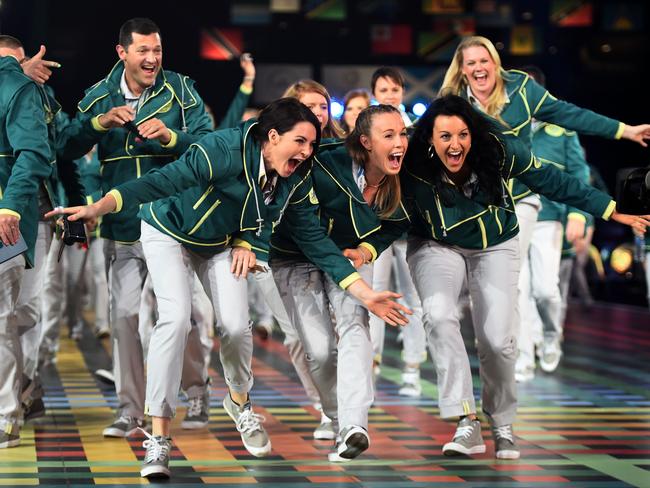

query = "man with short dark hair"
[59,19,214,474]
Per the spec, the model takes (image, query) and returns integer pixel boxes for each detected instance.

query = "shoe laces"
[454,423,476,440]
[235,408,265,435]
[494,425,514,443]
[186,396,204,417]
[115,414,136,426]
[140,428,170,463]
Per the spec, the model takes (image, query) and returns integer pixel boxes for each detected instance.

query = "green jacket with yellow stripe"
[270,141,410,288]
[402,133,616,250]
[0,56,53,267]
[464,70,623,201]
[108,120,359,287]
[59,61,213,243]
[532,122,591,223]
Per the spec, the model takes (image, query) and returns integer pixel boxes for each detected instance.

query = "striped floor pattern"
[1,301,649,487]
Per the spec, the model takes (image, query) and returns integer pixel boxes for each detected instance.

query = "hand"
[565,217,586,243]
[621,124,650,147]
[342,246,372,269]
[230,246,256,278]
[0,213,20,246]
[137,118,172,144]
[347,279,412,326]
[611,210,650,235]
[85,217,98,233]
[98,106,135,129]
[44,194,118,222]
[21,45,60,84]
[240,53,255,79]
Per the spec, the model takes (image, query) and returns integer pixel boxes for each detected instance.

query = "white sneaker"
[328,426,369,462]
[398,368,422,397]
[539,338,562,373]
[313,411,336,440]
[222,395,272,457]
[515,366,535,383]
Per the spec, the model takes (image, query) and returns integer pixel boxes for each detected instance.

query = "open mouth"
[287,157,304,173]
[388,152,403,169]
[141,64,157,75]
[474,73,487,83]
[447,150,463,165]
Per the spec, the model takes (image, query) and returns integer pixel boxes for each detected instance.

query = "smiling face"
[117,32,162,96]
[360,112,407,177]
[460,45,497,100]
[263,121,317,178]
[373,76,404,108]
[431,115,472,181]
[298,91,329,130]
[343,95,369,132]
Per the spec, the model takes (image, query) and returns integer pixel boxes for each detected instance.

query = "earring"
[427,144,435,160]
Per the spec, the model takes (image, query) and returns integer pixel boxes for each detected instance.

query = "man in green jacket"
[0,40,52,449]
[59,18,215,438]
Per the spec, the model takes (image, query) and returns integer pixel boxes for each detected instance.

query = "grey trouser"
[105,236,212,418]
[140,221,249,418]
[369,240,426,366]
[250,265,321,405]
[38,236,65,356]
[0,255,26,432]
[272,259,374,431]
[407,236,520,427]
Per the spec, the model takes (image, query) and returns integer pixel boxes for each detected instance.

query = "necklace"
[366,176,386,189]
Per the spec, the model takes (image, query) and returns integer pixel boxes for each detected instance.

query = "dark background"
[1,0,648,304]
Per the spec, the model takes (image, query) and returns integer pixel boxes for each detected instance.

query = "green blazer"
[402,133,615,250]
[464,70,623,201]
[270,141,409,287]
[0,56,52,266]
[59,61,213,242]
[533,123,591,223]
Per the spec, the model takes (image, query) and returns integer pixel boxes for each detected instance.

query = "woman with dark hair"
[271,104,411,462]
[49,97,408,478]
[401,95,648,460]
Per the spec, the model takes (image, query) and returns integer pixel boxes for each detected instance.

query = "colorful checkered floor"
[2,302,649,487]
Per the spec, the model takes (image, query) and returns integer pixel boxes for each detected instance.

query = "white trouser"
[514,197,540,371]
[140,221,251,418]
[0,255,26,432]
[272,259,374,432]
[17,223,53,383]
[518,220,563,370]
[249,265,321,404]
[646,252,650,308]
[248,278,274,327]
[85,238,109,333]
[369,241,426,366]
[558,257,574,328]
[408,236,520,427]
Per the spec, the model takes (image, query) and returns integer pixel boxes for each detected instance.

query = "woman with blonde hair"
[271,104,411,462]
[283,79,344,139]
[440,35,650,381]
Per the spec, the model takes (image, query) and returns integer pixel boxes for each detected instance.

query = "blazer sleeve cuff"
[0,209,21,220]
[567,212,587,223]
[232,238,252,250]
[91,115,110,132]
[602,200,616,220]
[614,122,625,140]
[359,242,378,263]
[339,272,361,290]
[160,129,178,148]
[107,189,123,213]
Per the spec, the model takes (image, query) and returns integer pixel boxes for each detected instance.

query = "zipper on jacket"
[477,217,488,249]
[434,191,448,237]
[424,210,437,239]
[327,217,334,236]
[192,185,214,210]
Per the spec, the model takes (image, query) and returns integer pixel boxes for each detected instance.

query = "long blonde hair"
[283,80,345,139]
[440,36,509,122]
[346,105,402,219]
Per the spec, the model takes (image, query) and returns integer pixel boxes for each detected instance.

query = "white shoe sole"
[103,426,138,438]
[313,429,336,440]
[181,420,209,430]
[328,428,369,462]
[442,442,486,456]
[0,438,20,448]
[496,449,520,459]
[398,387,422,397]
[141,465,171,479]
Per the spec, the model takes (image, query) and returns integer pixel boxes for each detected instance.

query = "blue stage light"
[412,102,427,117]
[331,100,344,119]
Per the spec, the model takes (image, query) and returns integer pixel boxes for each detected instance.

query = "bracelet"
[243,76,255,82]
